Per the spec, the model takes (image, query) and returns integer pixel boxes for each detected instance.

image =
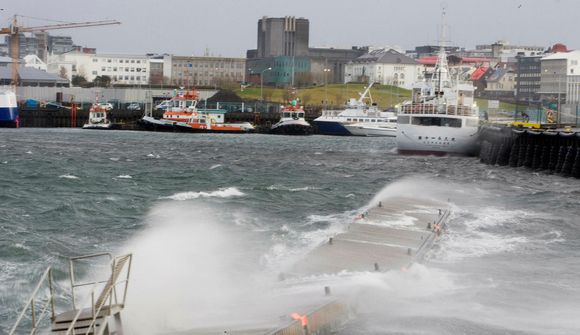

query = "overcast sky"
[4,0,577,57]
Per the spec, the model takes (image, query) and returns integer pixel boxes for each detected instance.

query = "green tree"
[71,75,88,87]
[93,75,112,88]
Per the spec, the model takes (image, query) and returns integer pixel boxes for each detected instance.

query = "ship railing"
[400,103,477,117]
[8,267,56,335]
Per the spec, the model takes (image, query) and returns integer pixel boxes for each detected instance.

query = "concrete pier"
[176,197,450,335]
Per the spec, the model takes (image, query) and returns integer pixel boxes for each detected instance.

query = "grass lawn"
[234,84,516,111]
[235,84,411,109]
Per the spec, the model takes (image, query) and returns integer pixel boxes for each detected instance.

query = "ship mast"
[433,4,450,97]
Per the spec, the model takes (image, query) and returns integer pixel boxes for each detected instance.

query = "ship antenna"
[435,3,449,97]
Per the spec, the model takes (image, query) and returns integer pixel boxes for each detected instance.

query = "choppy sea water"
[0,128,578,334]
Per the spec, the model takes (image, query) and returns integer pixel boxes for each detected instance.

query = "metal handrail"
[65,254,132,335]
[69,252,112,310]
[400,103,477,117]
[8,267,55,335]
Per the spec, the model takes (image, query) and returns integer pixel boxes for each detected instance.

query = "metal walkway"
[9,253,132,335]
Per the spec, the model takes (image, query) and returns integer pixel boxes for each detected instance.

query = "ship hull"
[397,123,479,156]
[270,120,312,135]
[140,116,253,133]
[344,124,396,137]
[313,120,352,136]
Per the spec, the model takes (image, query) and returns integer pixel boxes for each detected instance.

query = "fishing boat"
[396,10,479,156]
[0,89,18,128]
[82,103,118,130]
[270,100,312,135]
[141,89,254,133]
[313,83,396,136]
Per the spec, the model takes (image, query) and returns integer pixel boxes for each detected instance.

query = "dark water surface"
[0,128,578,334]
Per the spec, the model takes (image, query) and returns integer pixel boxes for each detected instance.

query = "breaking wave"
[161,187,246,201]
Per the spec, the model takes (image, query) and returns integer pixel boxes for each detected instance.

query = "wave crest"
[162,187,245,201]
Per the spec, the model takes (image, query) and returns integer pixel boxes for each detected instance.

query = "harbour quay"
[478,123,580,178]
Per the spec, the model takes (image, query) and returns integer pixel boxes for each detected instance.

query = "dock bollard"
[324,286,331,296]
[328,237,333,245]
[378,201,382,208]
[407,248,412,256]
[374,262,380,272]
[438,209,442,215]
[427,222,431,229]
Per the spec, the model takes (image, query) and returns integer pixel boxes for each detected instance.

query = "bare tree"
[59,66,68,79]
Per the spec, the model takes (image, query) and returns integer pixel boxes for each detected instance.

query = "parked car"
[155,100,171,110]
[127,103,142,111]
[44,101,65,109]
[98,103,114,110]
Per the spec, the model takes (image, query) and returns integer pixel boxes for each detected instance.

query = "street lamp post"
[323,68,331,108]
[260,67,272,102]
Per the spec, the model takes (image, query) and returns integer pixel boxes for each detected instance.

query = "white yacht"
[396,12,479,155]
[313,84,396,136]
[270,101,312,135]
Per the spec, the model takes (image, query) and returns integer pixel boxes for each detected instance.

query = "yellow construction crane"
[0,15,120,87]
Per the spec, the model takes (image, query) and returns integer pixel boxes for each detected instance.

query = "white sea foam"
[59,174,79,179]
[1,161,7,164]
[25,151,32,154]
[109,157,120,161]
[116,175,133,179]
[209,164,222,170]
[162,187,246,201]
[437,207,537,262]
[266,184,321,192]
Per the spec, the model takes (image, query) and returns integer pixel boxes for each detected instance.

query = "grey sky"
[5,0,577,57]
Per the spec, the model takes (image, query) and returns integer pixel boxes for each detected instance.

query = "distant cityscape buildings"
[5,14,580,113]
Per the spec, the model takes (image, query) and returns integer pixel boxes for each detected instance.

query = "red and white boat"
[141,89,254,133]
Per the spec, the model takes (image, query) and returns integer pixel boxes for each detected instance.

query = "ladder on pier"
[9,253,132,335]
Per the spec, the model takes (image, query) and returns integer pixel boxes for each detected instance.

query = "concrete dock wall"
[479,125,580,178]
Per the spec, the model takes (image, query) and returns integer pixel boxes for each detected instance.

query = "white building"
[168,55,246,87]
[23,55,47,71]
[540,51,580,104]
[48,52,150,85]
[344,49,423,89]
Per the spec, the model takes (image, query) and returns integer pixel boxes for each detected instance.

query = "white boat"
[396,12,479,155]
[313,84,396,136]
[270,101,312,135]
[82,103,117,130]
[343,115,397,137]
[0,89,18,128]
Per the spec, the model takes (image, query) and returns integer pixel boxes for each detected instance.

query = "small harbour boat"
[82,103,118,130]
[0,89,19,128]
[141,89,254,133]
[343,112,397,137]
[270,100,312,135]
[313,83,396,136]
[396,11,479,156]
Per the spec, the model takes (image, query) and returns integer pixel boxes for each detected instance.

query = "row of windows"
[100,67,147,73]
[175,72,242,78]
[174,62,244,69]
[346,118,396,123]
[92,58,145,64]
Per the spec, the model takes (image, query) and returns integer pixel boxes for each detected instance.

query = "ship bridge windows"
[411,116,462,128]
[283,112,291,118]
